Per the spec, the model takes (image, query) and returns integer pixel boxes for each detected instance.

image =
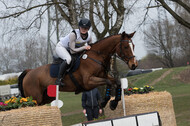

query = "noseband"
[119,39,135,64]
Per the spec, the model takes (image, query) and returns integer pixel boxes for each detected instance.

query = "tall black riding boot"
[55,60,68,86]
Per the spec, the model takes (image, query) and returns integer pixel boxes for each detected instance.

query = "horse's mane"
[89,33,121,46]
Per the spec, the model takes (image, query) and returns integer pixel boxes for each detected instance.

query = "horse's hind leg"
[23,79,43,104]
[40,89,55,105]
[24,87,43,105]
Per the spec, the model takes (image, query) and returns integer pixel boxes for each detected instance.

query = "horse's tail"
[18,69,31,97]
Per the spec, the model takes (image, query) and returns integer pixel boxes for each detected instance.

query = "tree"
[0,46,15,74]
[0,35,47,74]
[144,21,177,67]
[173,0,190,65]
[155,0,190,29]
[138,54,165,69]
[144,1,190,67]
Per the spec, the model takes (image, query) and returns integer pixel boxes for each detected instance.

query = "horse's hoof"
[109,100,118,110]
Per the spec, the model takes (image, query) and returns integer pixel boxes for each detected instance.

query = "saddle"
[50,54,80,78]
[50,53,87,94]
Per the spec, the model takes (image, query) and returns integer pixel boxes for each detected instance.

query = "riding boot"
[55,60,68,86]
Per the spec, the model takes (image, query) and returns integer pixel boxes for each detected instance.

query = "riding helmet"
[78,18,91,29]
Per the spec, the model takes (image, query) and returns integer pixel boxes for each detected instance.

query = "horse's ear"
[121,31,126,39]
[128,31,136,38]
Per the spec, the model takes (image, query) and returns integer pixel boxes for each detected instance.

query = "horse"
[18,31,138,110]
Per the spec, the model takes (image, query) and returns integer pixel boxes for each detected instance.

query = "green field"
[59,66,190,126]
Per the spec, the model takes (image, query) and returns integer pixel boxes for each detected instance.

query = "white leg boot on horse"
[55,60,68,86]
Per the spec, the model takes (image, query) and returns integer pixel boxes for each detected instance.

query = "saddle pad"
[49,57,81,78]
[50,63,60,78]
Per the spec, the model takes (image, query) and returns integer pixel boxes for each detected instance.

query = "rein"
[88,57,107,70]
[120,39,135,64]
[85,50,110,72]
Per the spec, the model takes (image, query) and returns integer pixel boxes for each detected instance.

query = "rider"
[55,18,92,86]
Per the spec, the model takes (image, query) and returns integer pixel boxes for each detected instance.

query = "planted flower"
[0,96,37,111]
[125,88,133,95]
[128,88,133,91]
[124,85,154,95]
[20,98,28,103]
[133,87,139,93]
[0,102,7,106]
[138,87,144,94]
[144,85,154,93]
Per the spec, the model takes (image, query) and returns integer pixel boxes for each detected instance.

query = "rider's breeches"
[55,42,71,64]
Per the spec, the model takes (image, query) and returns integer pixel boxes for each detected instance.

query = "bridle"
[119,39,135,64]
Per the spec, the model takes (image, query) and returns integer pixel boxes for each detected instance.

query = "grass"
[0,76,18,85]
[62,113,86,126]
[58,92,88,125]
[58,66,190,126]
[59,92,83,113]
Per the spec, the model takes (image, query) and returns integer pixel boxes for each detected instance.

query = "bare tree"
[16,36,47,71]
[0,46,14,73]
[144,8,177,67]
[0,35,47,73]
[144,1,190,68]
[138,54,164,69]
[155,0,190,29]
[173,0,190,65]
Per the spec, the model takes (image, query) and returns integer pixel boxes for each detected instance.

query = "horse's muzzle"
[131,64,137,70]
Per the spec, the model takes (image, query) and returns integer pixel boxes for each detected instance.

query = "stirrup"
[55,78,65,86]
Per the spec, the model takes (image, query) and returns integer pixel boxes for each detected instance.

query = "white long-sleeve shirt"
[58,29,92,54]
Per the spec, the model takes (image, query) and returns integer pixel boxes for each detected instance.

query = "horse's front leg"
[106,75,122,110]
[109,83,122,110]
[100,85,112,108]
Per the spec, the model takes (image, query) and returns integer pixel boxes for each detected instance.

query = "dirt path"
[61,109,82,116]
[150,69,173,85]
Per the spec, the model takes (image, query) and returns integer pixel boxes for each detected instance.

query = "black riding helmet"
[78,18,91,29]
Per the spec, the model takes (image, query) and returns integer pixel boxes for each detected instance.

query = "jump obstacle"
[104,91,177,126]
[82,111,161,126]
[0,106,62,126]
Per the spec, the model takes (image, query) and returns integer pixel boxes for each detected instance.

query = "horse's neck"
[94,35,120,56]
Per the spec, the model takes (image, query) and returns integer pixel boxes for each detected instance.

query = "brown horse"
[18,31,138,110]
